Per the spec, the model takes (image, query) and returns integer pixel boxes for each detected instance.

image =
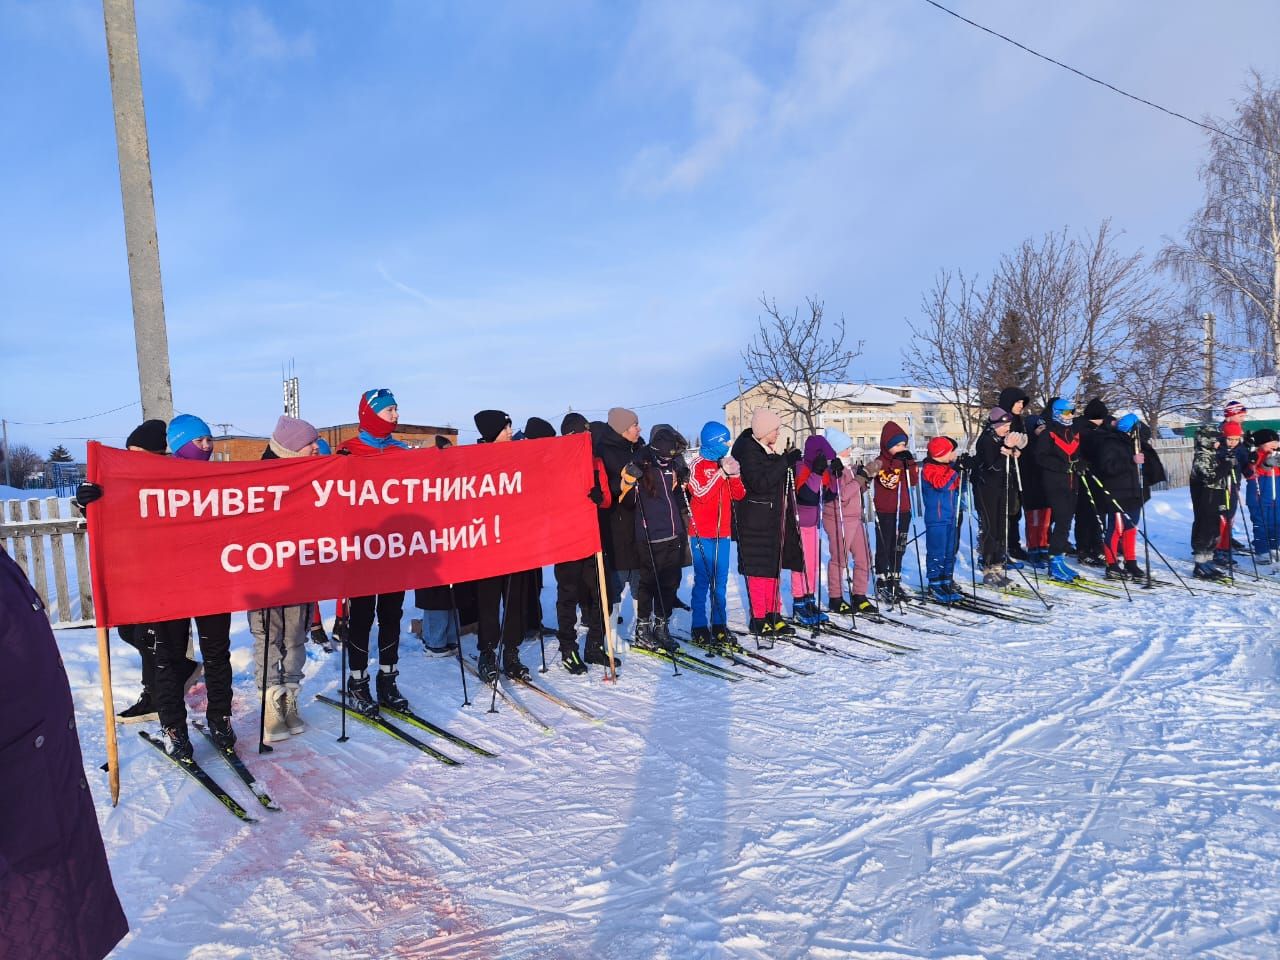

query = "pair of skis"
[139,724,280,824]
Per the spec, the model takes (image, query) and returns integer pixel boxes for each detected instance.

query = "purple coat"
[0,550,128,960]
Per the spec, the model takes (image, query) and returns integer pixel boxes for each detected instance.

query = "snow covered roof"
[747,382,977,406]
[1225,375,1280,411]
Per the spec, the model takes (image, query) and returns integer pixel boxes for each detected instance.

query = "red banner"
[86,435,600,626]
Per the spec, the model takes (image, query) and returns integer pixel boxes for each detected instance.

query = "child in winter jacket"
[973,408,1019,586]
[731,409,803,643]
[821,428,877,615]
[1088,414,1153,581]
[1034,398,1083,583]
[1189,423,1236,580]
[872,420,919,603]
[337,389,413,714]
[790,435,838,625]
[685,421,745,647]
[1215,421,1252,567]
[921,436,964,603]
[625,425,689,653]
[250,415,321,742]
[1246,428,1280,564]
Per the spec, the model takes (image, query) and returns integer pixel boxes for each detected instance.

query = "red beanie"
[927,436,957,459]
[1223,421,1244,438]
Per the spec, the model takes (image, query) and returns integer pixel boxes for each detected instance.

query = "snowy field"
[47,489,1280,958]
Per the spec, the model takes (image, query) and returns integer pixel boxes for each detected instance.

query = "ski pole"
[258,610,274,754]
[1081,473,1132,602]
[488,574,514,714]
[448,583,470,706]
[536,573,548,674]
[633,459,680,675]
[1133,432,1154,590]
[337,601,349,743]
[1012,456,1042,595]
[1239,486,1263,582]
[903,466,926,601]
[1090,471,1195,596]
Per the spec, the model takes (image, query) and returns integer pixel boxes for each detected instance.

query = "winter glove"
[588,487,605,506]
[75,481,103,509]
[332,616,349,644]
[1010,431,1028,450]
[862,457,884,476]
[830,458,845,478]
[784,448,803,466]
[719,455,740,477]
[674,463,691,485]
[893,450,915,462]
[622,462,644,482]
[1002,432,1020,448]
[956,453,976,471]
[811,452,829,475]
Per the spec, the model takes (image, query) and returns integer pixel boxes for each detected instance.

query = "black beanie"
[649,426,681,458]
[649,423,688,452]
[126,419,168,453]
[473,409,511,444]
[524,416,556,440]
[1253,428,1279,446]
[561,412,589,436]
[1082,398,1109,421]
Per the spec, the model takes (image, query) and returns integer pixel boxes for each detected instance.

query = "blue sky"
[3,0,1278,457]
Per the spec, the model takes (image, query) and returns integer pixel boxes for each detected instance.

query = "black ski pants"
[476,573,527,656]
[117,623,155,692]
[974,482,1008,568]
[1043,476,1077,557]
[554,556,604,653]
[874,511,910,577]
[635,538,683,620]
[1075,484,1104,556]
[1189,479,1222,561]
[347,592,404,672]
[153,613,233,731]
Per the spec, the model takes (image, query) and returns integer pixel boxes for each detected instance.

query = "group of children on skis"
[71,385,1278,761]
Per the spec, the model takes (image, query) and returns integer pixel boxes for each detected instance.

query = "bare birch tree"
[1162,72,1280,375]
[901,270,997,443]
[1108,299,1203,431]
[742,295,864,436]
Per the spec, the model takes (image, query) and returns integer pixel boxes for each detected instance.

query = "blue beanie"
[365,388,398,414]
[316,437,331,455]
[824,427,855,455]
[167,414,212,453]
[1116,413,1140,434]
[699,421,731,461]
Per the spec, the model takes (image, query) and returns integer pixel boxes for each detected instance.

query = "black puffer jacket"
[1090,427,1143,512]
[591,420,644,570]
[731,429,803,577]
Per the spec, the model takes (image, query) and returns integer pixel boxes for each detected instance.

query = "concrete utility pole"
[1202,312,1216,423]
[103,0,174,424]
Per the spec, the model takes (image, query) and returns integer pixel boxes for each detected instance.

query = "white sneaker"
[283,683,306,735]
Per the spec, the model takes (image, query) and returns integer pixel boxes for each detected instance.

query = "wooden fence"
[1,497,94,629]
[1150,439,1194,490]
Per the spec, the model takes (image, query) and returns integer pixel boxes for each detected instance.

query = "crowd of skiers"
[70,386,1280,762]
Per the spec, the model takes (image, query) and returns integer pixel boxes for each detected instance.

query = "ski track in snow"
[44,490,1280,958]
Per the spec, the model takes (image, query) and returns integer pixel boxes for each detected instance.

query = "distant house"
[211,423,459,462]
[1224,375,1280,422]
[723,382,983,455]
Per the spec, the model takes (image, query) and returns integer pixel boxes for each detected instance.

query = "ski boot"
[583,643,618,673]
[749,616,775,650]
[1007,543,1029,562]
[792,596,826,626]
[118,689,158,723]
[1105,562,1127,581]
[983,563,1011,588]
[712,624,741,654]
[1123,559,1145,581]
[476,650,500,684]
[162,724,194,761]
[206,714,236,750]
[1048,554,1079,583]
[346,673,380,717]
[502,649,531,681]
[851,594,878,615]
[690,626,713,648]
[929,580,963,604]
[376,667,410,712]
[560,647,588,676]
[1213,548,1237,569]
[828,596,853,615]
[1028,548,1050,572]
[1004,555,1025,571]
[1078,552,1107,569]
[1193,561,1228,582]
[632,617,656,651]
[651,617,679,654]
[766,612,795,637]
[309,622,330,648]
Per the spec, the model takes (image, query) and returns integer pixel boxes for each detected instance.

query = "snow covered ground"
[50,489,1280,958]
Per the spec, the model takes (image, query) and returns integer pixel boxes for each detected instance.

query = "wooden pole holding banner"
[594,551,617,683]
[96,626,120,805]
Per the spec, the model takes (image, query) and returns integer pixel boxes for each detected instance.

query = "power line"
[9,399,141,426]
[919,0,1273,155]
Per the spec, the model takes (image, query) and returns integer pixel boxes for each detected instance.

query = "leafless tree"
[741,294,864,435]
[2,444,45,488]
[1162,72,1280,375]
[1108,299,1203,431]
[902,271,997,443]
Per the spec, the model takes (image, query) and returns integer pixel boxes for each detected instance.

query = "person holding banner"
[472,409,532,683]
[593,407,645,611]
[336,389,412,716]
[625,426,689,653]
[149,414,236,758]
[250,415,321,741]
